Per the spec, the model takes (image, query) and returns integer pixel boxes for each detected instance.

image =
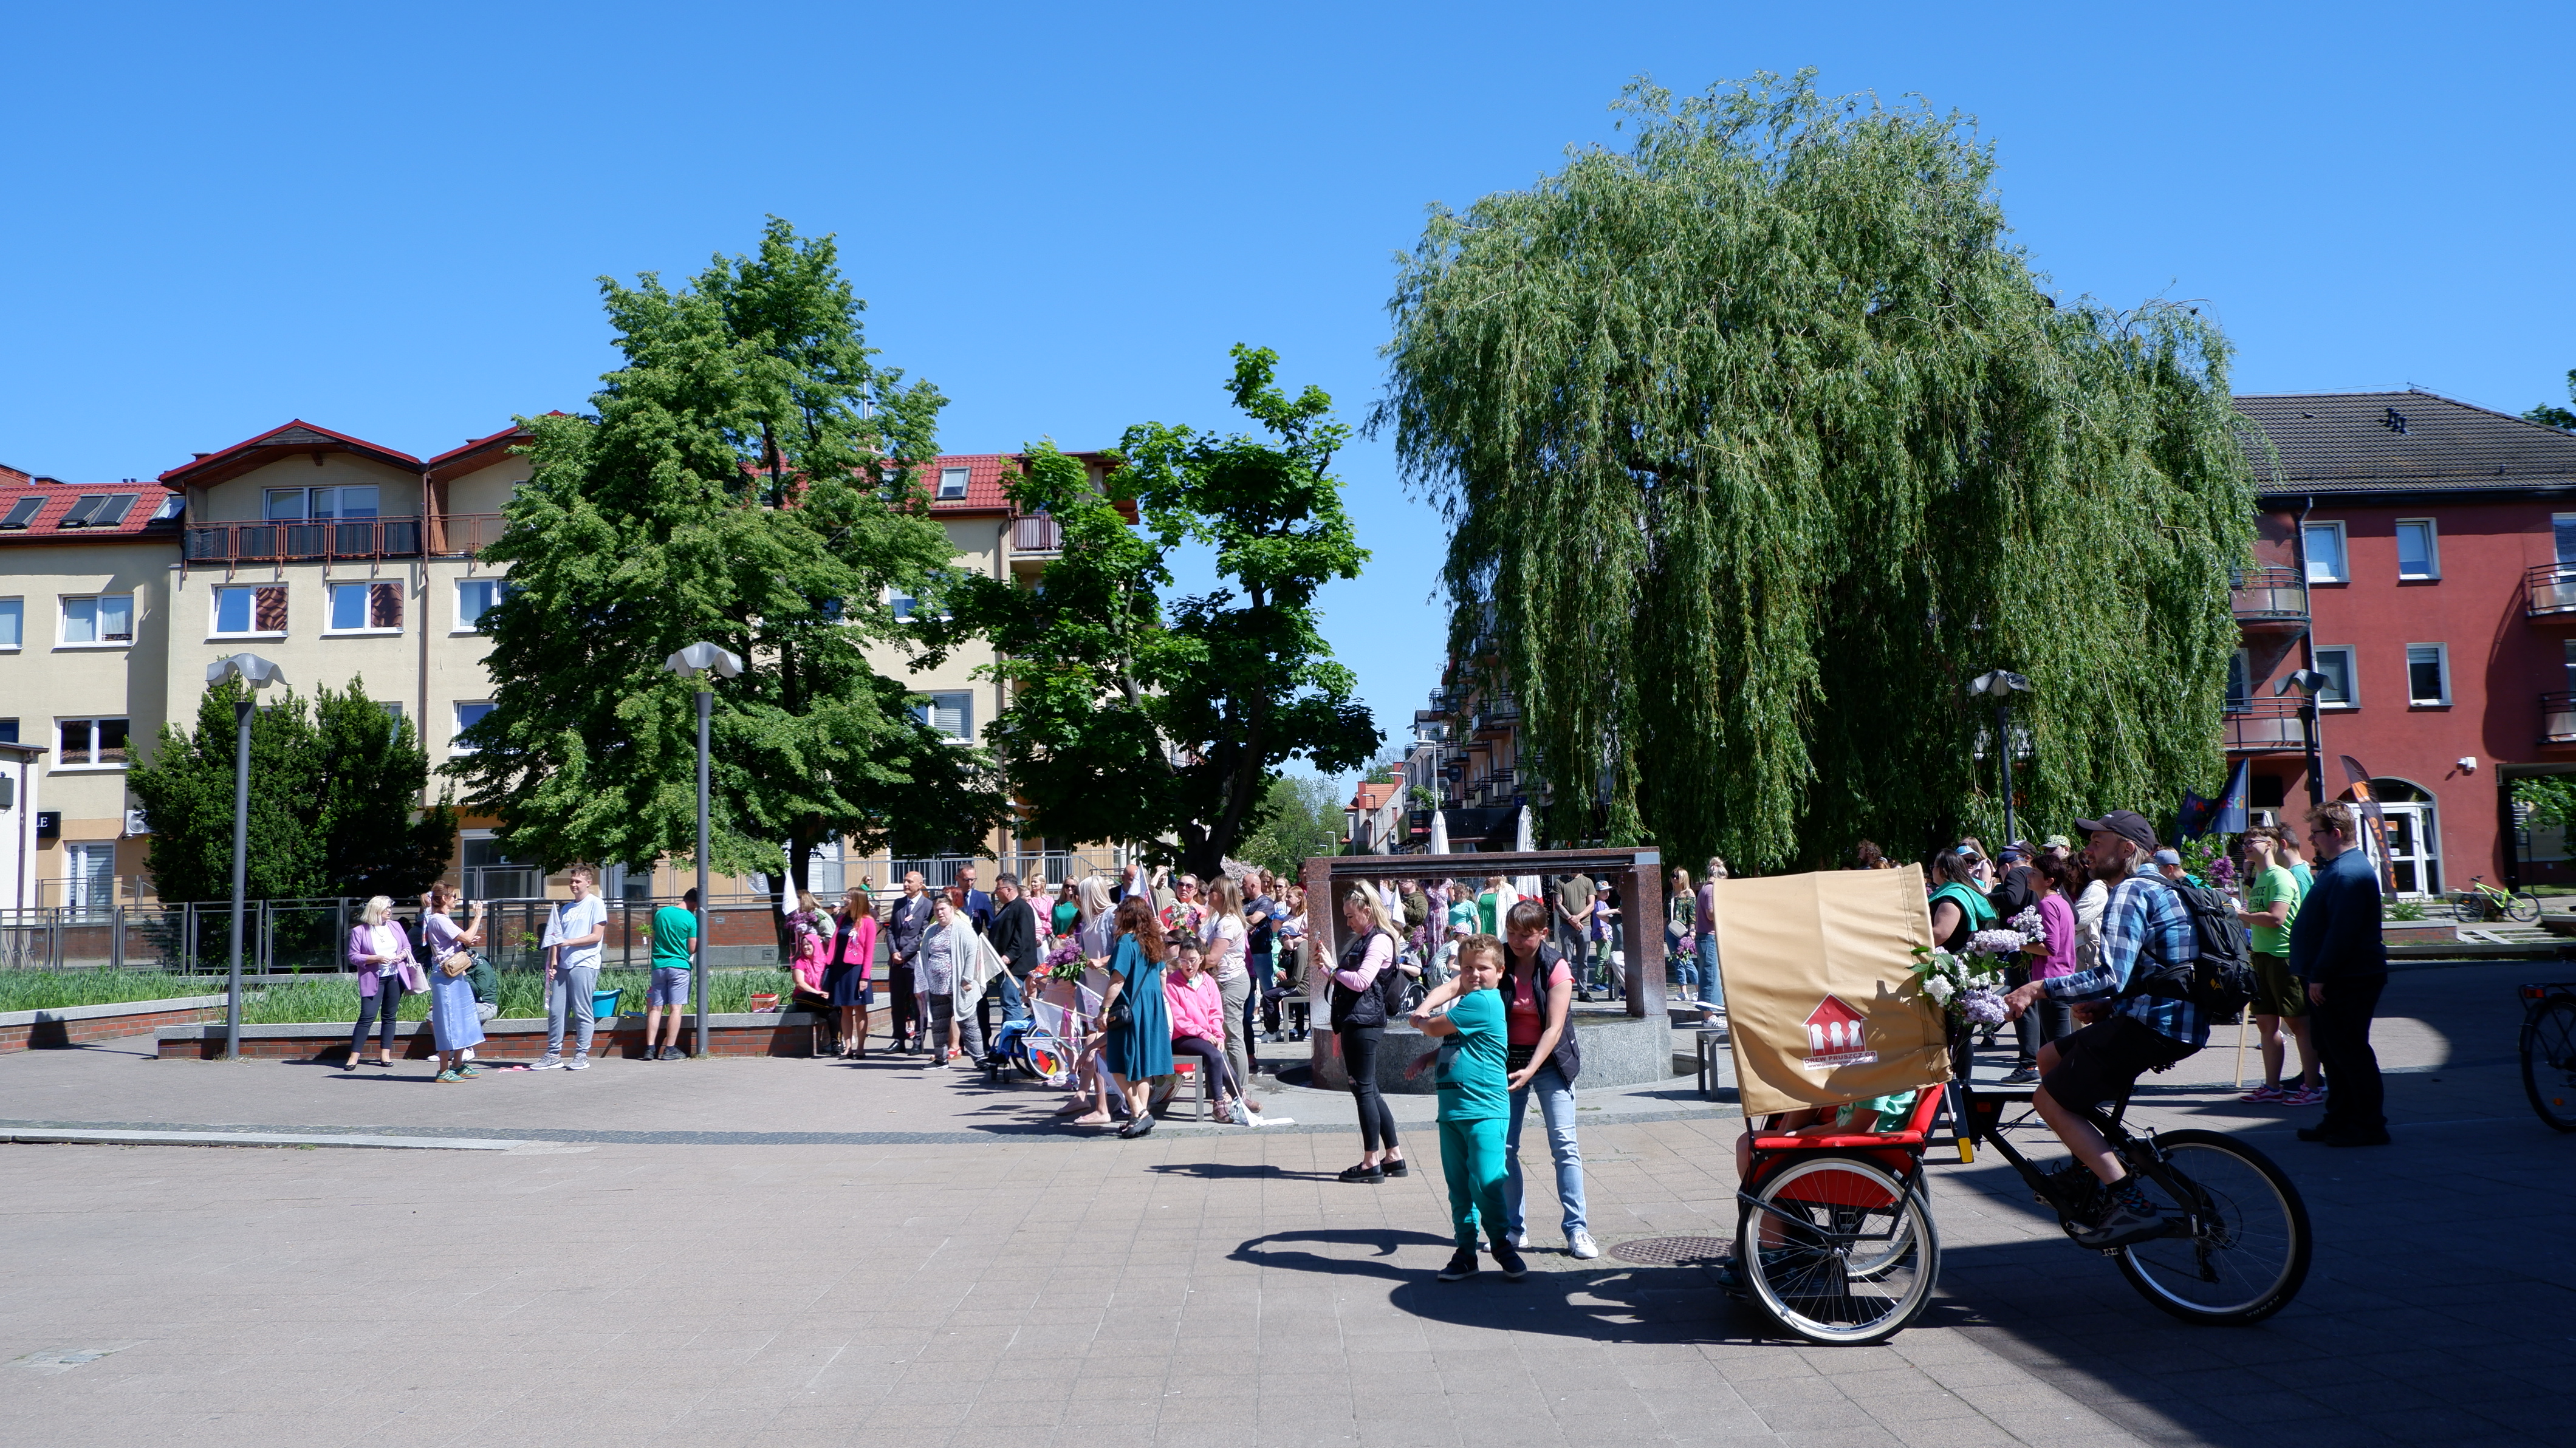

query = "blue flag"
[2210,759,2251,835]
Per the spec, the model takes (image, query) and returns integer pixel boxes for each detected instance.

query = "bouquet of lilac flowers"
[1969,927,2031,957]
[1042,937,1085,982]
[1910,944,2006,1022]
[1959,985,2010,1026]
[2007,906,2047,946]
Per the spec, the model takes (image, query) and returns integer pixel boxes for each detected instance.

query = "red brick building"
[2232,390,2576,893]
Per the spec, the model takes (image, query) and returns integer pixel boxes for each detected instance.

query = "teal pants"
[1439,1115,1511,1249]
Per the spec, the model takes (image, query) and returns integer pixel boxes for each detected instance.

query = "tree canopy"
[2526,369,2576,431]
[928,347,1380,879]
[1237,773,1349,878]
[448,218,1009,896]
[131,675,454,902]
[1377,73,2258,871]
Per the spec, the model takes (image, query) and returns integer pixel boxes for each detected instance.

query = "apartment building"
[0,419,1109,908]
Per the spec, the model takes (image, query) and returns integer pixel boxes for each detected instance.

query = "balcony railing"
[2222,698,2309,754]
[2229,565,2309,623]
[426,513,505,558]
[1011,514,1063,553]
[2544,692,2576,745]
[2529,564,2576,618]
[187,516,424,562]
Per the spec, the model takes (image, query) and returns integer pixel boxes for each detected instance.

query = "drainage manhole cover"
[1608,1235,1733,1266]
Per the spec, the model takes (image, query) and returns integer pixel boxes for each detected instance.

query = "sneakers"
[531,1054,567,1070]
[2279,1085,2328,1107]
[564,1055,590,1071]
[434,1068,462,1083]
[1490,1242,1530,1280]
[2002,1066,2041,1085]
[1437,1248,1481,1282]
[2074,1184,2165,1249]
[2039,1161,2100,1217]
[456,1064,481,1079]
[657,1046,684,1062]
[1566,1228,1601,1260]
[2239,1083,2285,1102]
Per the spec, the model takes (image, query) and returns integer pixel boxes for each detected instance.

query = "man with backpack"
[2001,810,2218,1249]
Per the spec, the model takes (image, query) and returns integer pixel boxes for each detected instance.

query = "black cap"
[2074,810,2157,853]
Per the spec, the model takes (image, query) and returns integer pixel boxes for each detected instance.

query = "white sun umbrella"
[1515,804,1539,896]
[1428,808,1451,856]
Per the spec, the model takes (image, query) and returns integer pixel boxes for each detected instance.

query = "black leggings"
[1171,1033,1237,1099]
[1340,1023,1399,1154]
[351,977,405,1058]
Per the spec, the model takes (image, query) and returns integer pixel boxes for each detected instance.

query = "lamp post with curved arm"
[662,643,743,1059]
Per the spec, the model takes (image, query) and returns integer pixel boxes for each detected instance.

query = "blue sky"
[4,2,2567,793]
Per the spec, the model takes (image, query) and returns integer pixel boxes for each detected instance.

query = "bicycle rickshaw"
[1716,867,2314,1346]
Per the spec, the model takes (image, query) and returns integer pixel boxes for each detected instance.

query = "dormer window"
[59,494,137,528]
[937,467,970,500]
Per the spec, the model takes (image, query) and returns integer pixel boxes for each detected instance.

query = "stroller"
[986,988,1092,1088]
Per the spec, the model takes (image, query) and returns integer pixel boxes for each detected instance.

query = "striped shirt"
[2038,862,2207,1047]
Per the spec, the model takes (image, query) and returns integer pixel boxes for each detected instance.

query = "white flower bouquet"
[1911,944,2009,1026]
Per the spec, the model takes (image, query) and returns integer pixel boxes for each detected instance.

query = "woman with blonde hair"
[1201,874,1264,1122]
[345,894,419,1069]
[1328,884,1407,1180]
[422,883,487,1082]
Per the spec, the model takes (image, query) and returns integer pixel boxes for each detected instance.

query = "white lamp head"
[1968,669,2032,700]
[207,653,284,689]
[662,642,744,681]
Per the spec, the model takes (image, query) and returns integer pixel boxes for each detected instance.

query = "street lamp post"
[663,643,743,1060]
[207,653,283,1060]
[1969,671,2033,851]
[2276,669,2330,808]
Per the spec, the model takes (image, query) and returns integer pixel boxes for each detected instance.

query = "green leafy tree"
[1377,73,2257,871]
[129,677,453,901]
[1238,774,1351,877]
[447,219,1010,904]
[929,348,1380,879]
[2526,369,2576,431]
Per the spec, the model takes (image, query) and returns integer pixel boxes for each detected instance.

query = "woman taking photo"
[1100,895,1174,1138]
[829,884,879,1059]
[345,895,419,1068]
[1329,887,1408,1182]
[422,884,486,1082]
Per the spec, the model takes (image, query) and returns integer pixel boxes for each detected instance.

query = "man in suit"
[956,863,996,935]
[981,873,1040,1058]
[885,872,936,1053]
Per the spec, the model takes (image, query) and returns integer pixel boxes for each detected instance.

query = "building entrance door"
[2359,779,2441,897]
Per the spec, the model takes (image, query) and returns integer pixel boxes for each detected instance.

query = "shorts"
[2041,1014,2194,1115]
[648,967,693,1007]
[2248,951,2306,1019]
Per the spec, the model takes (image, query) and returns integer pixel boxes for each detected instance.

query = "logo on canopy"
[1801,995,1877,1070]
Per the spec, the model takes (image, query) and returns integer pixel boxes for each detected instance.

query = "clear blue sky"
[5,2,2567,793]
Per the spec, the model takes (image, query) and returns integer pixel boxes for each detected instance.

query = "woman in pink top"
[1161,938,1242,1121]
[345,894,417,1069]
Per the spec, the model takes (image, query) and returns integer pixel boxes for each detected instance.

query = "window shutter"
[253,586,287,632]
[369,582,402,629]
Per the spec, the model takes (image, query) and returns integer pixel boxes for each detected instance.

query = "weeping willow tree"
[1376,73,2258,871]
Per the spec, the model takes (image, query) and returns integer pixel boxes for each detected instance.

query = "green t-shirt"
[649,905,699,970]
[2247,864,2301,956]
[1434,987,1510,1123]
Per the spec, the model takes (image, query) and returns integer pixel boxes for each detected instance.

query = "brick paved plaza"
[3,960,2571,1448]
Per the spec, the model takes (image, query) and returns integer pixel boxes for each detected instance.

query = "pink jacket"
[1165,971,1225,1043]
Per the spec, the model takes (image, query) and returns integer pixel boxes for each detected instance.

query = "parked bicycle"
[2521,980,2576,1132]
[2453,876,2541,924]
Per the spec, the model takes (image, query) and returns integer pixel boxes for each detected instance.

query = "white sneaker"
[564,1056,590,1071]
[1509,1230,1530,1250]
[1567,1228,1601,1260]
[532,1055,566,1070]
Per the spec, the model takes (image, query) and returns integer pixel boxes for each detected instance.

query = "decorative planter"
[1,995,231,1054]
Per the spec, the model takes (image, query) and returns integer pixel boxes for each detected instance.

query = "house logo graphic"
[1801,995,1876,1070]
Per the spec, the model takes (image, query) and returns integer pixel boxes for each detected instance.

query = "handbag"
[1105,985,1134,1031]
[438,948,477,980]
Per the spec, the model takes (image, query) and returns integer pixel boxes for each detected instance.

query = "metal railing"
[186,516,425,563]
[2228,565,2309,623]
[425,513,507,558]
[2529,564,2576,618]
[1010,515,1063,553]
[2543,692,2576,745]
[2222,698,2308,753]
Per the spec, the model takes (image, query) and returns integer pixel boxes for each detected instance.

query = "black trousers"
[888,963,919,1046]
[2312,972,2386,1135]
[350,977,405,1058]
[1338,1023,1400,1153]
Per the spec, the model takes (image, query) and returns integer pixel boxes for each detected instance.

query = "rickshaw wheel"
[1735,1153,1939,1347]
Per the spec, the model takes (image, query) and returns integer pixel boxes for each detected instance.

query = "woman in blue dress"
[1102,894,1174,1139]
[421,883,488,1082]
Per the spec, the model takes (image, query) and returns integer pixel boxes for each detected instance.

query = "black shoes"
[2002,1066,2040,1085]
[1437,1248,1479,1282]
[1117,1112,1157,1139]
[1338,1162,1385,1184]
[1490,1243,1530,1280]
[1381,1157,1410,1178]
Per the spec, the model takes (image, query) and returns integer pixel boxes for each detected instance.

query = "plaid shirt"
[2040,862,2208,1047]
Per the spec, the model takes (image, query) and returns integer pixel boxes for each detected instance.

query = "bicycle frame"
[1944,1073,2218,1246]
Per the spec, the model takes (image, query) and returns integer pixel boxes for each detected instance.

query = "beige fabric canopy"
[1714,864,1953,1116]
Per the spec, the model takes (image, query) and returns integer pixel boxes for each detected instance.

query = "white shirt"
[1202,914,1248,983]
[544,894,608,972]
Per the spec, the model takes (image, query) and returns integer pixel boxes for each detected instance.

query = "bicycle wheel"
[1735,1155,1939,1346]
[2508,892,2544,924]
[2451,893,2487,923]
[2114,1130,2310,1324]
[2522,995,2576,1132]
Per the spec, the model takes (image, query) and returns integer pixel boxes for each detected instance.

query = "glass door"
[2380,804,2440,896]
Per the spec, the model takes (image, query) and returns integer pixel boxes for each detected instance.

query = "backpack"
[2126,875,2257,1019]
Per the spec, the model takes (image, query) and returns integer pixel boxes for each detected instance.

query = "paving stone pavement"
[0,960,2569,1447]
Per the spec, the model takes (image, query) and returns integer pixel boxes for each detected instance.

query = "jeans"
[1338,1023,1399,1153]
[1696,933,1723,1008]
[1502,1060,1587,1237]
[2312,973,2386,1135]
[350,974,406,1059]
[546,964,599,1057]
[1440,1116,1510,1249]
[978,970,1027,1053]
[1667,929,1699,995]
[1220,972,1255,1096]
[1245,952,1274,1042]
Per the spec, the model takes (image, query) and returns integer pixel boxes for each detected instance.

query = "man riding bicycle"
[2001,809,2211,1249]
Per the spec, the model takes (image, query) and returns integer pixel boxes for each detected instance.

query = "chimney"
[0,462,28,487]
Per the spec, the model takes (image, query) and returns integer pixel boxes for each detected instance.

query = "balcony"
[2229,566,2309,629]
[2544,692,2576,745]
[2528,564,2576,618]
[187,516,424,563]
[1011,514,1063,554]
[2222,698,2309,754]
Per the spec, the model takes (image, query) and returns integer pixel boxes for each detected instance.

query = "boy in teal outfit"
[1413,934,1526,1282]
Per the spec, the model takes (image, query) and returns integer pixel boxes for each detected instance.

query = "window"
[2225,650,2252,711]
[377,702,405,743]
[64,842,114,914]
[2312,646,2355,707]
[0,597,19,649]
[2557,513,2576,566]
[265,486,377,521]
[58,494,137,529]
[327,581,402,631]
[456,578,513,631]
[453,701,494,751]
[2303,521,2347,583]
[888,589,919,622]
[936,466,970,500]
[2564,640,2576,695]
[2395,519,2439,579]
[212,584,287,636]
[0,496,43,529]
[57,717,130,767]
[0,719,16,743]
[61,593,134,645]
[915,691,972,739]
[2406,644,2450,706]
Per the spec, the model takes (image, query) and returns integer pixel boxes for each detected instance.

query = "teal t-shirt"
[649,906,699,970]
[1434,987,1510,1123]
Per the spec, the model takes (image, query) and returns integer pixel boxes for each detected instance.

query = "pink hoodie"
[1165,969,1225,1043]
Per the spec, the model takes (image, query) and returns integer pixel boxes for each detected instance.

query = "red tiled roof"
[0,483,182,544]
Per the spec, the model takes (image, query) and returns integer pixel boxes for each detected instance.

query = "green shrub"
[0,972,233,1014]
